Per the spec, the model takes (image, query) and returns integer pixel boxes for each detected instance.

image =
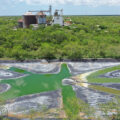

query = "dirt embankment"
[0,58,120,63]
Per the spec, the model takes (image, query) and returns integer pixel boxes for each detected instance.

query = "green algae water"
[0,64,76,101]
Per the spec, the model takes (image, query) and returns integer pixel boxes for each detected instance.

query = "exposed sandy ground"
[0,69,28,80]
[71,71,95,87]
[0,84,11,94]
[1,62,61,74]
[0,90,65,119]
[72,85,114,107]
[67,62,120,75]
[62,71,114,108]
[0,65,9,69]
[1,61,120,74]
[100,70,120,78]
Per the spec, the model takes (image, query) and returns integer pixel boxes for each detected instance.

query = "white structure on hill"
[52,9,64,26]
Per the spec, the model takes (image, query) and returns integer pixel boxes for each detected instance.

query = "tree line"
[0,16,120,60]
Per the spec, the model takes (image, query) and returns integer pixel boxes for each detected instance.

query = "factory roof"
[37,12,46,16]
[24,12,33,16]
[65,21,72,24]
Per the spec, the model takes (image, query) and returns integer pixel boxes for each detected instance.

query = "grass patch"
[0,58,14,60]
[62,86,76,108]
[90,85,120,95]
[87,65,120,83]
[0,64,72,100]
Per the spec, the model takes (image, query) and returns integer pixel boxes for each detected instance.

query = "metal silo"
[36,12,46,24]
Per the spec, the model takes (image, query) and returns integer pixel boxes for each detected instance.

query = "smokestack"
[49,5,52,16]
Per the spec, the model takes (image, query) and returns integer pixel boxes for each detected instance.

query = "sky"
[0,0,120,16]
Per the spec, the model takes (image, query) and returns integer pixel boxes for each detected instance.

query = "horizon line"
[0,14,120,17]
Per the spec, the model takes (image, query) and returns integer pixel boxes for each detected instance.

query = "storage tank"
[52,10,64,26]
[36,12,46,24]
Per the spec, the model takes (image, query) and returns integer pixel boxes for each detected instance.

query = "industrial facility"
[52,9,64,26]
[18,6,69,28]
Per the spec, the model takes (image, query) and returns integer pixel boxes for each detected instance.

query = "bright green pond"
[0,64,76,105]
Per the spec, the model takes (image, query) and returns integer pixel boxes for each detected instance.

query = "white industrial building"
[52,9,64,26]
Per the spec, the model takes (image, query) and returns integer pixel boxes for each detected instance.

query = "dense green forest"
[0,16,120,60]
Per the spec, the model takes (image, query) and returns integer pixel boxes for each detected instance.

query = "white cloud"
[3,0,120,6]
